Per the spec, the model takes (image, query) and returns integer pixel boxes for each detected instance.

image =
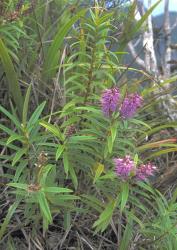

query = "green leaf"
[42,187,73,193]
[93,200,116,232]
[63,152,69,176]
[0,105,21,129]
[59,195,80,202]
[61,116,79,128]
[133,154,139,165]
[93,163,104,184]
[0,198,21,240]
[60,101,76,117]
[7,236,16,249]
[37,191,52,223]
[120,84,127,99]
[75,106,101,115]
[107,135,113,154]
[104,144,109,158]
[138,122,177,141]
[119,0,162,53]
[110,121,119,143]
[56,144,65,160]
[69,135,96,143]
[44,164,56,187]
[99,172,115,180]
[0,124,16,136]
[42,9,87,82]
[40,121,64,141]
[22,84,32,127]
[39,164,53,186]
[69,164,78,190]
[0,38,23,118]
[145,148,177,160]
[137,181,155,194]
[82,194,104,212]
[64,211,71,230]
[120,182,129,212]
[13,160,28,182]
[6,134,24,145]
[138,142,177,152]
[119,215,133,250]
[132,0,162,35]
[131,118,151,130]
[12,148,26,166]
[8,182,28,190]
[27,102,46,131]
[49,194,80,203]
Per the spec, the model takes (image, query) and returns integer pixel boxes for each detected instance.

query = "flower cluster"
[65,125,76,138]
[101,88,120,116]
[120,93,143,119]
[101,87,142,119]
[136,163,156,181]
[114,155,156,181]
[114,155,135,179]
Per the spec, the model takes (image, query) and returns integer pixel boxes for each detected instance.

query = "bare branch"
[170,44,177,50]
[127,41,146,69]
[171,17,177,30]
[163,0,171,78]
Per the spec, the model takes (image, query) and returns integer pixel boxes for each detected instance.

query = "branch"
[127,41,146,69]
[163,0,171,78]
[170,44,177,49]
[171,17,177,30]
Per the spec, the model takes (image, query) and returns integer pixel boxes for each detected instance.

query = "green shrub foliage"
[0,1,177,249]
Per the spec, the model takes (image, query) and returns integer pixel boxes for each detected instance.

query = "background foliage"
[0,0,177,249]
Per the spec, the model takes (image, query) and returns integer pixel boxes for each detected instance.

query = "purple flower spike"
[114,155,135,179]
[120,93,143,119]
[136,163,156,181]
[101,88,120,116]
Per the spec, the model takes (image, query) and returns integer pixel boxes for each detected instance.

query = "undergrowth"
[0,1,177,249]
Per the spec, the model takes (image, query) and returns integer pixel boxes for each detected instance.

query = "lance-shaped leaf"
[0,38,23,117]
[42,9,87,82]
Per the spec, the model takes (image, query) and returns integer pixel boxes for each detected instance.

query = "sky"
[144,0,177,16]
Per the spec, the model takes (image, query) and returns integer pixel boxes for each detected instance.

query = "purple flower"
[101,88,120,116]
[114,155,135,179]
[120,93,143,119]
[136,163,156,181]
